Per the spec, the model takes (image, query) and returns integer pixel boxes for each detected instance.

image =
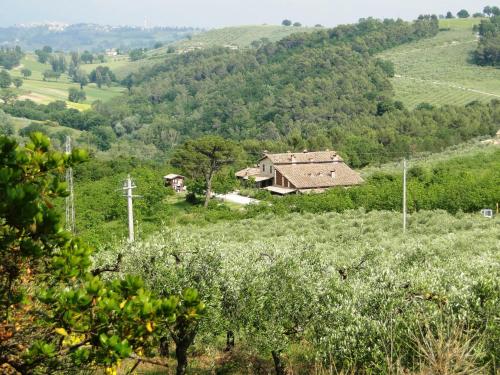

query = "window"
[262,164,265,172]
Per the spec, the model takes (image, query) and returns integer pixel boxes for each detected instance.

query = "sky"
[0,0,489,28]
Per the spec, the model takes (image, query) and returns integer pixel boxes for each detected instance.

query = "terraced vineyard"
[379,18,500,108]
[150,25,317,56]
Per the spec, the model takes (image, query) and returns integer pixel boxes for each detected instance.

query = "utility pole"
[65,136,75,233]
[403,158,407,234]
[122,175,139,242]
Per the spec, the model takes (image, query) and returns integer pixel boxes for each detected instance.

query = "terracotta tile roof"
[262,150,343,164]
[164,174,184,180]
[274,162,363,189]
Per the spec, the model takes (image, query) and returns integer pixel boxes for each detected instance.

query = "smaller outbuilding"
[164,174,186,192]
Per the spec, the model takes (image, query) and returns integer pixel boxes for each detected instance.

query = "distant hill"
[148,25,319,56]
[378,18,500,108]
[90,25,321,79]
[0,23,198,52]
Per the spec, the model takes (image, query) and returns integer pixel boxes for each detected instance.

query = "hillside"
[93,17,500,166]
[10,53,124,109]
[379,18,500,108]
[100,25,322,79]
[151,25,318,55]
[360,139,499,176]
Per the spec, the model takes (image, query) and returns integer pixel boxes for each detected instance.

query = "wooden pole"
[403,158,407,234]
[123,175,136,242]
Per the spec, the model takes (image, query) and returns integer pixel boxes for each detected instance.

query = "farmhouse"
[105,48,118,57]
[236,150,363,195]
[163,174,186,192]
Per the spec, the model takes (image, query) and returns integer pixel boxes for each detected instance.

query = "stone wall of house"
[258,158,275,177]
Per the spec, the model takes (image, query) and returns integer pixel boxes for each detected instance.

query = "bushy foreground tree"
[0,133,205,374]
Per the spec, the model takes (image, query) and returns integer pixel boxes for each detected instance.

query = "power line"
[121,175,141,242]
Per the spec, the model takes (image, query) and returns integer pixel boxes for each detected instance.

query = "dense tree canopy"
[0,46,23,70]
[68,87,86,103]
[21,68,31,78]
[474,15,500,66]
[89,17,449,167]
[0,70,12,88]
[89,66,116,88]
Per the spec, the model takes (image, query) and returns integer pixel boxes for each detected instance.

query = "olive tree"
[94,229,220,375]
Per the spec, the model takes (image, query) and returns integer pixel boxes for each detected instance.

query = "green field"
[379,18,500,108]
[361,139,499,176]
[78,55,146,81]
[9,115,83,139]
[10,54,125,109]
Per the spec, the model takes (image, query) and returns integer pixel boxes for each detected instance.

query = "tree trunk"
[204,174,213,208]
[175,341,188,375]
[159,336,169,357]
[271,350,286,375]
[224,330,235,352]
[173,328,197,375]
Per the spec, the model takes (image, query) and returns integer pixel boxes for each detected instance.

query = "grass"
[78,55,144,80]
[9,54,125,108]
[360,139,499,176]
[378,18,500,108]
[10,115,83,140]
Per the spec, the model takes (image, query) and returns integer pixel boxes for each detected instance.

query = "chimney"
[331,170,336,179]
[291,154,296,164]
[303,149,308,153]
